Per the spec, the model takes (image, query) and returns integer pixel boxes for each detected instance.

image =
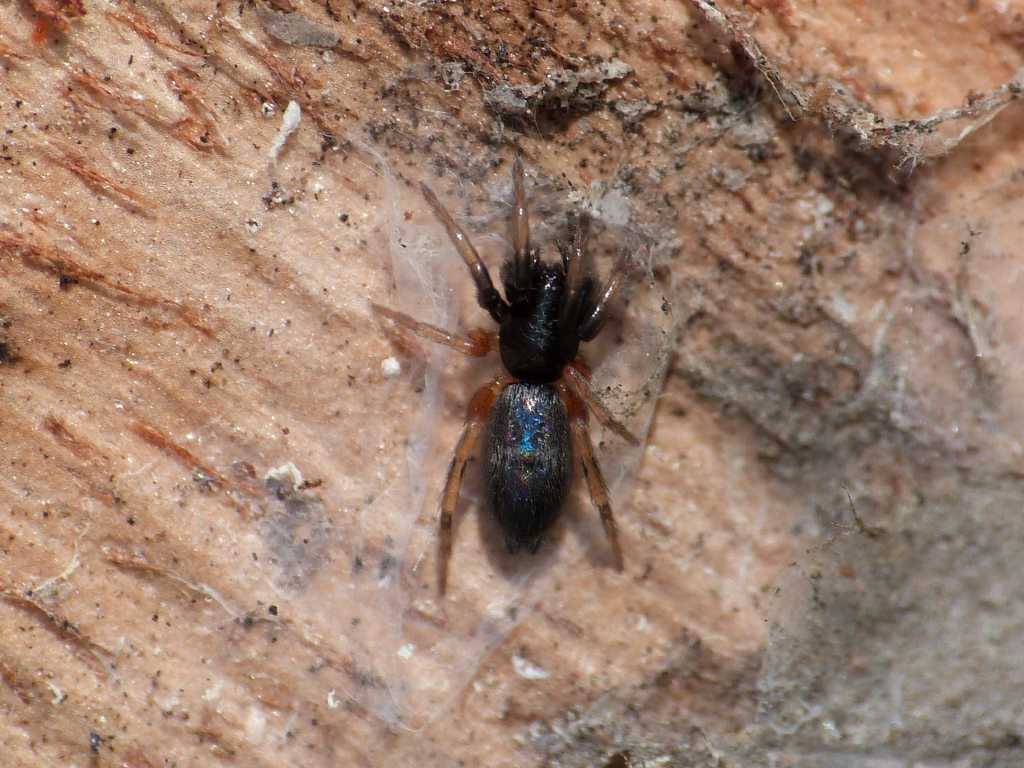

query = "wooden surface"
[1,1,1023,766]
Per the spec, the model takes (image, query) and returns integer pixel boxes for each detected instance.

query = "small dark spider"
[374,156,639,594]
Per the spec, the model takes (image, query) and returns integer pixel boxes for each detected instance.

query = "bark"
[1,1,1022,766]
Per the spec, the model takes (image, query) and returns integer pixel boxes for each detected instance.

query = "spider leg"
[438,377,504,594]
[371,303,496,357]
[510,154,538,284]
[557,214,595,357]
[560,213,590,309]
[420,182,509,323]
[563,362,640,446]
[577,251,628,342]
[558,381,625,572]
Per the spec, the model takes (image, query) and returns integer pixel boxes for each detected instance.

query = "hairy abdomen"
[485,382,572,553]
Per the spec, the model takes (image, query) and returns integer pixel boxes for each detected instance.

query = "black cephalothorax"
[373,155,638,594]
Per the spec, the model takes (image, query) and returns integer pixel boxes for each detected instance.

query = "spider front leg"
[371,303,496,358]
[558,213,591,331]
[558,381,625,572]
[438,377,505,594]
[420,183,509,323]
[510,154,539,285]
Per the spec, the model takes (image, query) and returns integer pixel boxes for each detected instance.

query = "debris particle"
[438,61,465,91]
[613,98,658,126]
[512,654,549,680]
[381,357,401,378]
[47,682,66,705]
[397,643,415,660]
[262,181,295,208]
[261,101,277,118]
[483,59,632,124]
[265,462,305,492]
[268,100,302,164]
[259,6,340,48]
[327,689,340,709]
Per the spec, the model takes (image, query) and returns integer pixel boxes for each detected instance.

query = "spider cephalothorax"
[374,156,637,594]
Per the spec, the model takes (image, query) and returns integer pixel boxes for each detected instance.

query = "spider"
[373,156,639,594]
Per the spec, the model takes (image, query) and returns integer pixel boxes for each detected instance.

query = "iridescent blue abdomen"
[484,382,572,553]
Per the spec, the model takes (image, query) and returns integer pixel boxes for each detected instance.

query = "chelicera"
[374,156,639,594]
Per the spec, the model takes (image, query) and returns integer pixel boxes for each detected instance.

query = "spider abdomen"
[485,382,572,554]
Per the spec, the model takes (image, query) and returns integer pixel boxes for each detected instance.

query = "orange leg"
[558,382,625,572]
[371,303,496,358]
[437,377,505,594]
[563,362,640,446]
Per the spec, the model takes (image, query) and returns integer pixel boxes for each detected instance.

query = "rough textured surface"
[0,1,1023,766]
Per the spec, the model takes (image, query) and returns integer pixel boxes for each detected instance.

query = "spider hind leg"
[563,361,640,446]
[437,377,505,594]
[558,380,626,572]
